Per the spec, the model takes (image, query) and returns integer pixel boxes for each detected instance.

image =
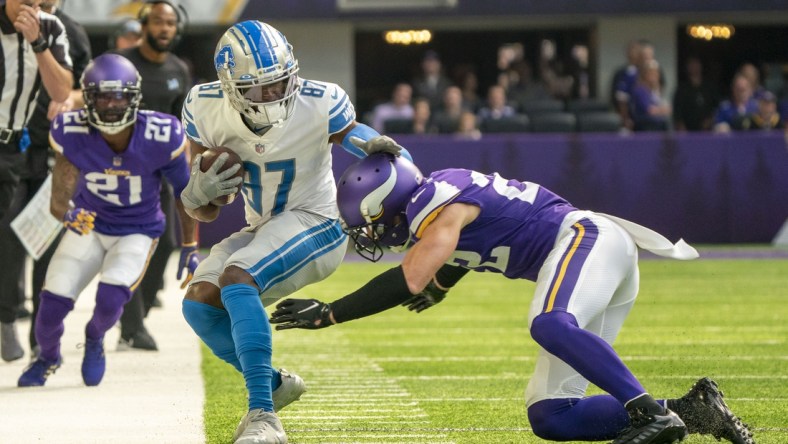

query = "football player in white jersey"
[179,20,411,444]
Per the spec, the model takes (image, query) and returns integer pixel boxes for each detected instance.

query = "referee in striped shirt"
[0,0,72,222]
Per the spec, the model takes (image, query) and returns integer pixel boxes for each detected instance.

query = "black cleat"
[671,377,755,444]
[117,329,158,351]
[612,408,687,444]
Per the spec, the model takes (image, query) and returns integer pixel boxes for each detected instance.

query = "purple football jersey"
[49,110,189,237]
[405,169,577,280]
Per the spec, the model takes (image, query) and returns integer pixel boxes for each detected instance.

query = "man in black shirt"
[110,0,191,351]
[0,0,73,362]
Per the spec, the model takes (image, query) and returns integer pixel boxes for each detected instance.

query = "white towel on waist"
[598,213,699,260]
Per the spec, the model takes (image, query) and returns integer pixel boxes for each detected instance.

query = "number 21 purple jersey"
[405,169,578,281]
[49,109,189,237]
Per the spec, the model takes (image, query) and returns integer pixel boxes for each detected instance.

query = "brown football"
[199,146,245,206]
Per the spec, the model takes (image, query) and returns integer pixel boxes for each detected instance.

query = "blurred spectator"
[569,44,591,100]
[673,57,718,131]
[612,40,662,130]
[458,70,482,112]
[412,97,437,135]
[433,86,466,134]
[455,110,482,140]
[508,60,551,106]
[737,63,763,95]
[713,74,758,133]
[371,82,414,133]
[477,85,517,123]
[737,90,783,131]
[538,39,574,100]
[412,50,453,111]
[630,60,671,131]
[610,40,641,109]
[112,19,142,50]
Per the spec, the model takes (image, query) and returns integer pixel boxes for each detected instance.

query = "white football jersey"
[182,78,356,227]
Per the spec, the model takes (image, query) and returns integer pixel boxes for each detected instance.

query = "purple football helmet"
[337,153,424,261]
[80,54,142,134]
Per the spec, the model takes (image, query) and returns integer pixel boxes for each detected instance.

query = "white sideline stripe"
[386,374,788,380]
[367,355,788,362]
[288,414,430,420]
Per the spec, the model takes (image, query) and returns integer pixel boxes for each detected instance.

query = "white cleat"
[232,369,304,442]
[273,368,307,412]
[233,409,287,444]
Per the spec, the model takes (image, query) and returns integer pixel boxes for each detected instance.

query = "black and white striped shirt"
[0,6,71,131]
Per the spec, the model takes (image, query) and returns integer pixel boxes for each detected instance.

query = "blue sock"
[530,311,645,404]
[528,396,629,440]
[221,284,273,412]
[182,299,241,372]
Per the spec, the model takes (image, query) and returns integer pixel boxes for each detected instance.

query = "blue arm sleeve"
[340,123,413,162]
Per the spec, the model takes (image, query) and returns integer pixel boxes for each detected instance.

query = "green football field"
[202,256,787,444]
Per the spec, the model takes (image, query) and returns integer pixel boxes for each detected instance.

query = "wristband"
[31,36,48,53]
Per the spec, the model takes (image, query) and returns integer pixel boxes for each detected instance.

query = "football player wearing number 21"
[18,54,199,388]
[179,20,412,444]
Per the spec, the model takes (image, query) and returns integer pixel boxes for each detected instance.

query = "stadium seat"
[576,111,622,133]
[529,112,577,133]
[480,114,530,133]
[567,98,611,114]
[383,118,414,134]
[519,99,565,115]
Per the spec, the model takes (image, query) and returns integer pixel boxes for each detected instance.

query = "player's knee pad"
[530,311,579,352]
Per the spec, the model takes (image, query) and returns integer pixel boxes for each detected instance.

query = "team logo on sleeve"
[215,45,236,75]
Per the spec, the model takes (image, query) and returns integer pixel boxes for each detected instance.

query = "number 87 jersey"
[182,78,356,228]
[49,109,189,238]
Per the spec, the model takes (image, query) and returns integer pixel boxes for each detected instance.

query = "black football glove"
[401,279,448,313]
[270,298,334,330]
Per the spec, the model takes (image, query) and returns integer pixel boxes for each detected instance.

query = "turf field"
[203,256,787,444]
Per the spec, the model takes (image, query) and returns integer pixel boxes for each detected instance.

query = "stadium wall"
[199,131,788,247]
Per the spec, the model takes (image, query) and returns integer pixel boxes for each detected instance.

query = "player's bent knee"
[530,311,579,350]
[218,265,257,288]
[184,281,224,309]
[527,399,574,441]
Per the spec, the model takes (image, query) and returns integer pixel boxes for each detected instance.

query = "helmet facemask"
[344,214,412,262]
[83,88,141,134]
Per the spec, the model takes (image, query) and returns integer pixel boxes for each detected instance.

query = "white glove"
[180,153,243,210]
[350,135,403,157]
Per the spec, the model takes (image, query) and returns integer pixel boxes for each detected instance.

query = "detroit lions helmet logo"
[215,45,235,75]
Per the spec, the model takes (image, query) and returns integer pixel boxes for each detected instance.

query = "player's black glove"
[401,279,448,313]
[270,298,334,330]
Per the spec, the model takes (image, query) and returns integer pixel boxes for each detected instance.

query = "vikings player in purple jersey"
[17,54,199,387]
[271,154,755,444]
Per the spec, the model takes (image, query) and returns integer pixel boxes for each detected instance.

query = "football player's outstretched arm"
[331,121,413,162]
[270,203,480,330]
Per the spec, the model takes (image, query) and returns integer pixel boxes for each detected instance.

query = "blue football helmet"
[81,54,142,134]
[337,153,424,261]
[214,20,300,127]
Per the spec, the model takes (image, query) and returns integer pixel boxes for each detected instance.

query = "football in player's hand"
[200,146,245,206]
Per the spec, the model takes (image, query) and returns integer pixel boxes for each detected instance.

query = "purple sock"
[36,291,75,361]
[85,283,131,340]
[528,396,629,440]
[530,311,645,404]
